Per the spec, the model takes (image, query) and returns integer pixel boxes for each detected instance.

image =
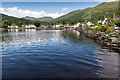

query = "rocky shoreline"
[77,29,120,53]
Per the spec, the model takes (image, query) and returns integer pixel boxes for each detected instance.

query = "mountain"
[0,13,33,25]
[23,16,54,22]
[53,1,119,22]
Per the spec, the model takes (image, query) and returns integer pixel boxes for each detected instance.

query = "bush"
[96,26,102,31]
[100,25,108,32]
[93,27,99,31]
[82,27,85,30]
[107,23,115,26]
[85,26,92,31]
[59,26,64,28]
[118,30,120,35]
[2,20,11,28]
[115,19,120,27]
[105,27,113,34]
[78,24,82,29]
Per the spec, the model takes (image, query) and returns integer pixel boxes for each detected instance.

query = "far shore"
[0,27,64,30]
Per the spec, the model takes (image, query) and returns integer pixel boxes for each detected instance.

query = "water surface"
[1,29,119,78]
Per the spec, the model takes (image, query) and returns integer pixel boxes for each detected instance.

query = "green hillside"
[23,16,54,22]
[1,13,33,25]
[54,1,119,22]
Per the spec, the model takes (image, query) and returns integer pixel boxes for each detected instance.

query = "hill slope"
[0,13,33,25]
[23,16,54,22]
[53,1,119,21]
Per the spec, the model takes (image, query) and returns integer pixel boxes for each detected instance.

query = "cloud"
[60,8,69,12]
[94,0,117,2]
[0,7,65,18]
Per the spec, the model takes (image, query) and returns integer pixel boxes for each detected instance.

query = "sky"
[1,0,118,2]
[0,0,118,18]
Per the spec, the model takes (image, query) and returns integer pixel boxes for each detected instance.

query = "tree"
[16,21,23,27]
[34,21,41,27]
[61,20,66,25]
[2,20,11,28]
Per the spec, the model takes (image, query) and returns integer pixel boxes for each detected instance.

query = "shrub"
[93,27,99,31]
[96,26,102,31]
[100,25,108,32]
[115,19,120,27]
[78,24,82,29]
[2,20,11,28]
[59,26,64,28]
[105,27,113,34]
[82,27,85,30]
[118,30,120,35]
[107,23,115,26]
[85,26,92,31]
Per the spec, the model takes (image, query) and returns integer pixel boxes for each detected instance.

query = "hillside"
[53,1,119,22]
[1,13,33,25]
[23,16,54,22]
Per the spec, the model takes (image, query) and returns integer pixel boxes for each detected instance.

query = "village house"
[8,25,18,28]
[41,25,48,28]
[72,23,81,28]
[25,24,36,28]
[81,22,87,27]
[53,24,63,28]
[86,21,94,26]
[91,25,98,28]
[97,18,111,25]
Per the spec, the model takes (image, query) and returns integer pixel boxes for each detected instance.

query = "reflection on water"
[1,29,119,78]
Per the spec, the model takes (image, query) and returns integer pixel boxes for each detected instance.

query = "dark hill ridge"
[23,16,54,22]
[53,1,119,21]
[0,13,33,24]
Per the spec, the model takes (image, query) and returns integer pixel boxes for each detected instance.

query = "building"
[72,23,81,28]
[8,25,18,28]
[53,24,63,28]
[86,21,93,26]
[91,25,98,28]
[81,22,86,27]
[25,24,36,28]
[98,18,111,25]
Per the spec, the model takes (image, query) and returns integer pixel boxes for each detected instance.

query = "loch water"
[1,29,119,78]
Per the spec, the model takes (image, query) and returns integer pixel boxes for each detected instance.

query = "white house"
[72,23,81,28]
[86,21,93,26]
[98,18,108,25]
[81,23,86,27]
[97,20,102,24]
[15,25,18,28]
[53,24,63,28]
[91,25,98,28]
[8,25,18,28]
[102,18,107,25]
[25,24,36,28]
